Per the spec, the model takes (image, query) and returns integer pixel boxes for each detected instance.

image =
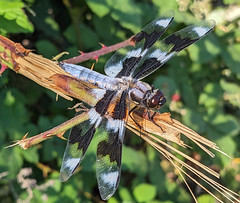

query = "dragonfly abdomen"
[59,63,122,90]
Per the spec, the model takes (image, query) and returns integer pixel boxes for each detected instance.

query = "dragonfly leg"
[129,106,143,136]
[148,110,166,133]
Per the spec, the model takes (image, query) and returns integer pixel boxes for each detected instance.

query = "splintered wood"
[0,35,72,101]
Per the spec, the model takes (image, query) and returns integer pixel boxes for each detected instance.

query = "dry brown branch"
[63,37,135,64]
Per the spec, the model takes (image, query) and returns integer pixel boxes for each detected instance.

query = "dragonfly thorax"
[130,81,166,109]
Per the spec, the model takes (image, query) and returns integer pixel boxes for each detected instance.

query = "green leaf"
[188,34,220,63]
[133,183,157,202]
[86,0,110,18]
[182,109,206,134]
[197,194,215,203]
[4,90,15,106]
[119,187,133,201]
[38,116,51,131]
[0,1,33,33]
[64,23,99,50]
[108,197,119,203]
[147,146,167,194]
[220,79,240,108]
[216,135,236,165]
[223,0,240,4]
[152,0,178,13]
[221,44,240,75]
[93,15,125,43]
[207,126,236,166]
[35,40,59,59]
[122,145,147,176]
[0,89,29,136]
[199,82,223,108]
[0,147,23,178]
[206,111,240,137]
[107,0,141,33]
[21,147,39,163]
[167,58,198,108]
[60,184,78,200]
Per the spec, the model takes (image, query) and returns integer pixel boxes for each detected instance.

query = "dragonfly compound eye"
[159,97,166,106]
[148,90,166,108]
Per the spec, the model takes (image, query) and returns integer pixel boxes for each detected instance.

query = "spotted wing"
[133,20,215,80]
[60,89,128,200]
[60,90,116,182]
[96,90,128,200]
[104,10,174,78]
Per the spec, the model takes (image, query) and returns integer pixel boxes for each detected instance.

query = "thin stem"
[63,37,134,64]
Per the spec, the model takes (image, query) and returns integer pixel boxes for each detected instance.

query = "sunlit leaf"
[21,147,39,163]
[0,1,33,33]
[133,183,157,202]
[122,145,148,176]
[220,79,240,108]
[197,194,215,203]
[188,35,221,63]
[182,109,206,134]
[152,0,178,13]
[199,82,223,107]
[107,0,141,32]
[86,0,110,18]
[221,44,240,75]
[119,187,133,201]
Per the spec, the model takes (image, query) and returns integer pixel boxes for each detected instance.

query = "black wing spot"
[116,57,142,78]
[77,126,96,153]
[97,135,122,167]
[69,125,83,144]
[113,90,128,120]
[165,34,198,52]
[95,90,116,116]
[69,125,96,153]
[133,58,161,79]
[132,31,165,50]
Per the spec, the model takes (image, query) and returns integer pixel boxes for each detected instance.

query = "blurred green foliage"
[0,0,240,202]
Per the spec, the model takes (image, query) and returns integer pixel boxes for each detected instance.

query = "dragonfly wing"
[104,10,174,78]
[96,90,128,200]
[60,90,117,181]
[59,110,100,182]
[133,20,215,80]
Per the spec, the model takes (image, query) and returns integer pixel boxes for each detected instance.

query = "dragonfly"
[59,10,215,200]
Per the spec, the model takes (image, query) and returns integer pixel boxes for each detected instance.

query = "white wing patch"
[90,89,106,100]
[88,108,102,126]
[193,27,210,37]
[148,50,175,64]
[126,48,142,58]
[148,49,167,60]
[107,61,123,76]
[64,157,81,171]
[161,52,175,63]
[102,171,119,186]
[106,119,125,140]
[156,18,171,27]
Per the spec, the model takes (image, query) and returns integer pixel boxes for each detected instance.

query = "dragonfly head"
[148,89,166,109]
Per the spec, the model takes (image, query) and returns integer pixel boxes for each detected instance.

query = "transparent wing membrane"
[104,10,175,78]
[133,20,215,80]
